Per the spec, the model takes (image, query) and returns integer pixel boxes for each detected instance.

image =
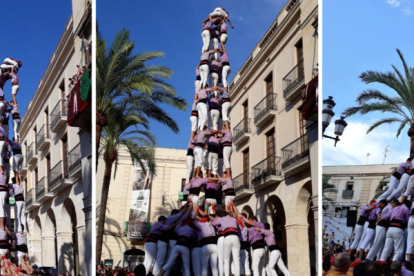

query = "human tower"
[143,8,292,276]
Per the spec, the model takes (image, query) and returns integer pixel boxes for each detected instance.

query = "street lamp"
[323,96,348,147]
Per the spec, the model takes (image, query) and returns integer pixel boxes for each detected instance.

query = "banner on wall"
[127,189,151,241]
[322,216,353,249]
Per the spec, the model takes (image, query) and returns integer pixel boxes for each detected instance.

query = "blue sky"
[323,0,414,166]
[98,0,285,149]
[0,1,73,138]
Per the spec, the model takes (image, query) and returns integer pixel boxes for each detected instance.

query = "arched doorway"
[241,205,254,219]
[58,198,78,276]
[262,195,288,268]
[43,209,57,269]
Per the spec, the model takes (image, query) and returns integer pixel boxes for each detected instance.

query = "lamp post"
[322,96,348,147]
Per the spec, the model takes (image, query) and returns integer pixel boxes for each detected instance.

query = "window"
[346,182,354,191]
[61,134,69,177]
[44,107,49,126]
[299,111,309,152]
[181,179,186,192]
[59,81,65,99]
[243,148,249,184]
[243,100,248,131]
[46,154,51,182]
[295,39,304,79]
[266,129,276,171]
[265,73,274,109]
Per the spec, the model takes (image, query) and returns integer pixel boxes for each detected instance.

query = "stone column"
[285,224,310,276]
[83,203,92,276]
[76,225,87,276]
[41,236,56,268]
[56,231,74,275]
[29,238,43,266]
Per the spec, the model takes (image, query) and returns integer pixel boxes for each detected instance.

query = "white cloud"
[323,120,410,166]
[384,0,414,16]
[402,7,414,15]
[385,0,401,7]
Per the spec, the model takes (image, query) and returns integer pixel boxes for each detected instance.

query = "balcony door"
[243,101,248,132]
[46,154,50,186]
[295,39,304,79]
[61,135,69,177]
[242,148,249,187]
[265,73,273,109]
[299,111,309,152]
[266,128,276,174]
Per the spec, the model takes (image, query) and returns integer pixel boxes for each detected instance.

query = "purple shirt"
[213,215,238,231]
[183,184,190,196]
[149,222,168,235]
[218,178,233,190]
[221,131,232,144]
[206,182,219,197]
[219,88,230,99]
[382,204,410,224]
[203,20,213,31]
[198,88,212,100]
[195,130,211,146]
[165,211,184,226]
[0,174,5,187]
[397,162,410,175]
[191,178,208,189]
[249,227,264,244]
[8,139,21,150]
[368,207,382,221]
[208,97,221,109]
[2,109,10,121]
[201,50,214,61]
[10,104,19,115]
[402,266,414,276]
[360,205,370,218]
[261,229,276,246]
[2,148,10,159]
[207,136,219,147]
[0,230,7,241]
[238,223,249,242]
[194,220,216,239]
[210,60,222,73]
[192,102,197,111]
[221,22,227,32]
[177,225,196,238]
[188,140,195,150]
[15,233,27,246]
[220,52,229,63]
[11,184,24,196]
[382,204,393,218]
[210,28,220,38]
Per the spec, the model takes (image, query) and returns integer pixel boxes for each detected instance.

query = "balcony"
[233,118,251,146]
[283,59,305,101]
[48,161,74,193]
[27,143,39,166]
[233,173,254,200]
[281,134,310,175]
[36,177,54,203]
[68,143,82,178]
[25,189,40,212]
[67,71,92,132]
[342,190,354,199]
[37,124,51,152]
[21,157,28,176]
[50,99,68,133]
[252,155,283,190]
[254,93,278,128]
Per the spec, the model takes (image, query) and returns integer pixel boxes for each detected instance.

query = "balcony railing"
[49,161,64,190]
[233,118,251,143]
[26,189,33,208]
[252,155,282,186]
[342,190,354,199]
[233,173,253,193]
[68,143,82,174]
[37,124,51,150]
[281,134,310,170]
[27,143,36,162]
[254,93,277,124]
[50,99,67,131]
[36,177,47,199]
[283,59,304,97]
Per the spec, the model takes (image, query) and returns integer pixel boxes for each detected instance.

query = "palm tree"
[96,104,157,263]
[343,49,414,157]
[322,174,337,201]
[96,27,187,166]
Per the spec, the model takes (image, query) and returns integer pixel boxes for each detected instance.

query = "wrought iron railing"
[342,190,354,199]
[68,143,81,174]
[36,177,47,199]
[281,134,309,170]
[49,161,63,190]
[233,173,252,193]
[252,155,282,186]
[37,124,51,147]
[233,118,251,142]
[254,93,277,123]
[27,143,36,161]
[283,59,304,97]
[26,189,33,207]
[50,99,67,130]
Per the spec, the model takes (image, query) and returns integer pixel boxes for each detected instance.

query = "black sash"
[269,244,280,252]
[223,188,235,196]
[390,219,406,229]
[223,228,239,237]
[202,236,218,246]
[196,75,201,81]
[145,234,159,244]
[368,219,377,229]
[241,241,250,250]
[251,240,266,250]
[2,159,9,164]
[377,220,389,229]
[13,149,22,155]
[182,195,188,201]
[0,241,8,249]
[159,231,169,243]
[15,244,28,253]
[176,236,192,248]
[187,149,194,157]
[189,187,201,196]
[356,216,367,226]
[15,194,24,202]
[222,62,230,67]
[205,189,218,199]
[208,145,219,153]
[393,171,402,180]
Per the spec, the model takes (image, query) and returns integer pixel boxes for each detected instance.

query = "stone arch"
[30,216,42,266]
[43,209,57,268]
[241,205,254,219]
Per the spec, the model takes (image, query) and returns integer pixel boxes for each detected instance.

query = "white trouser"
[201,244,218,276]
[0,141,4,167]
[0,102,5,119]
[222,102,231,122]
[5,204,10,228]
[192,247,201,276]
[194,147,204,168]
[153,240,168,275]
[218,158,223,176]
[3,163,9,178]
[209,38,219,60]
[190,116,198,132]
[350,223,365,249]
[405,175,414,197]
[12,85,19,95]
[202,30,211,52]
[389,173,410,200]
[359,227,375,250]
[268,249,291,276]
[209,72,219,87]
[0,192,6,217]
[240,248,251,275]
[223,146,232,169]
[220,34,228,44]
[2,125,8,138]
[218,118,223,131]
[205,198,217,214]
[222,66,231,88]
[13,154,23,173]
[199,64,209,88]
[224,235,240,276]
[210,109,220,130]
[262,247,268,276]
[13,119,21,141]
[217,236,225,276]
[164,240,178,276]
[143,242,157,274]
[225,196,236,209]
[357,222,369,251]
[210,8,228,18]
[15,201,25,232]
[380,227,405,261]
[17,251,26,266]
[366,225,387,260]
[204,152,210,174]
[197,102,208,130]
[252,248,266,276]
[208,152,219,174]
[3,58,18,66]
[407,217,414,254]
[186,155,194,184]
[162,245,191,276]
[195,80,200,95]
[378,175,399,200]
